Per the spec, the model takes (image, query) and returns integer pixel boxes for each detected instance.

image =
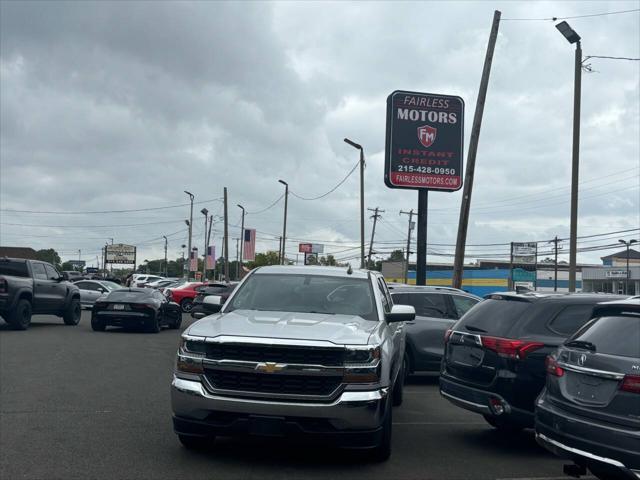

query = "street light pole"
[201,208,209,281]
[184,191,194,279]
[344,138,365,269]
[619,239,638,295]
[163,236,168,277]
[556,21,582,292]
[237,204,245,271]
[278,180,288,265]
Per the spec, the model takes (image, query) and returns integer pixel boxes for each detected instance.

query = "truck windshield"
[0,261,30,277]
[226,273,378,321]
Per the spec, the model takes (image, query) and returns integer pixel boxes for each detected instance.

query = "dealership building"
[581,249,640,295]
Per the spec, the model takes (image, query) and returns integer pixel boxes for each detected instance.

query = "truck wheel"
[392,356,406,407]
[7,299,32,330]
[369,400,392,462]
[63,298,82,325]
[180,298,193,313]
[91,317,106,331]
[178,434,213,450]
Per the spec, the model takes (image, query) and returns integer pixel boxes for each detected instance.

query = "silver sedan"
[74,280,123,308]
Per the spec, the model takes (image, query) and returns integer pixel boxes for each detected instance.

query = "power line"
[0,197,223,215]
[246,194,284,216]
[502,8,640,21]
[584,55,640,61]
[290,160,359,201]
[1,219,185,228]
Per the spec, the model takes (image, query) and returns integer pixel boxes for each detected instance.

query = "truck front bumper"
[171,376,389,448]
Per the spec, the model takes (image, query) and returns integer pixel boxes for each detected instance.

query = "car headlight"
[344,345,381,383]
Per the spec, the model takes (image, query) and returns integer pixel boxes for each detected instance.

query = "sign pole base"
[416,190,428,286]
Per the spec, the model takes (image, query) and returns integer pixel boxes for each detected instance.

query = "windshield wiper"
[565,340,596,352]
[464,325,488,333]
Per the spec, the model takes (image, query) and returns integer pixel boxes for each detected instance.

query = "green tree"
[35,249,61,268]
[388,249,405,262]
[247,251,280,269]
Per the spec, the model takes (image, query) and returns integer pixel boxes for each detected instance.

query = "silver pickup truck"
[171,265,415,461]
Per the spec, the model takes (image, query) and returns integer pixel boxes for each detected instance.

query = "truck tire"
[63,298,82,325]
[369,400,392,462]
[7,299,32,330]
[178,434,214,450]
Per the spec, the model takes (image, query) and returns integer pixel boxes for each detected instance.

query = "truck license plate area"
[248,416,286,437]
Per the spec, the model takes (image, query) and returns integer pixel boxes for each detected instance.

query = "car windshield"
[101,281,122,291]
[226,273,377,321]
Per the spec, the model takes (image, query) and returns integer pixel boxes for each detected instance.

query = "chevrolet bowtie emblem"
[256,362,285,374]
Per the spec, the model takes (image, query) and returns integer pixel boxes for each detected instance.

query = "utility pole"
[452,10,501,289]
[549,236,560,291]
[509,242,514,290]
[278,236,283,264]
[201,208,209,281]
[367,207,384,268]
[223,187,229,282]
[400,209,415,284]
[235,238,240,280]
[344,139,365,269]
[184,191,194,280]
[278,180,288,265]
[206,216,213,276]
[163,236,168,277]
[237,204,245,270]
[619,239,638,295]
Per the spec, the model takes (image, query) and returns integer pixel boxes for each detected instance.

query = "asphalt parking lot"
[0,312,584,480]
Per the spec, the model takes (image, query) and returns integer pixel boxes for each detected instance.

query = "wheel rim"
[21,307,30,324]
[183,301,192,312]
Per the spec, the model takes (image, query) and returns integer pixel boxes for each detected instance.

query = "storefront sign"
[605,270,628,278]
[105,244,136,265]
[385,90,464,191]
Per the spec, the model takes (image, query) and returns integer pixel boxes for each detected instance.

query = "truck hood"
[187,309,378,345]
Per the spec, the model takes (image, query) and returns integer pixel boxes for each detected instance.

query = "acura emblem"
[578,354,587,366]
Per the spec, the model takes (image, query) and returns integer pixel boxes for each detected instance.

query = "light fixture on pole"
[278,180,288,265]
[237,204,245,270]
[344,138,365,269]
[201,208,209,280]
[555,20,582,292]
[184,191,194,279]
[619,239,637,295]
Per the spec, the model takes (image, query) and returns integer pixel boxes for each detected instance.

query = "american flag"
[189,248,198,272]
[206,245,216,270]
[243,229,256,261]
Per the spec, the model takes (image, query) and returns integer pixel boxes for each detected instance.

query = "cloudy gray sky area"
[1,0,639,268]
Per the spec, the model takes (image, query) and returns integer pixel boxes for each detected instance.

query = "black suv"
[536,298,640,480]
[439,292,625,432]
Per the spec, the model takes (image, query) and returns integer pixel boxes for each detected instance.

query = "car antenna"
[346,264,353,275]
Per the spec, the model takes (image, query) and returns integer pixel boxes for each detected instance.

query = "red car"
[165,282,207,312]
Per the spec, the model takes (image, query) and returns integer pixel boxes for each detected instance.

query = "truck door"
[44,264,67,312]
[31,262,53,313]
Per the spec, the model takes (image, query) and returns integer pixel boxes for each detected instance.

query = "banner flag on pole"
[206,245,216,270]
[243,229,256,261]
[189,248,198,272]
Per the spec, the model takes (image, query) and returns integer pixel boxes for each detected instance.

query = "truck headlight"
[176,336,206,375]
[344,345,381,383]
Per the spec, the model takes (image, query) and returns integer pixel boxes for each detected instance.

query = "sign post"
[385,90,464,285]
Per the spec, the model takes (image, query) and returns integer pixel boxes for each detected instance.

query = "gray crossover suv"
[536,298,640,480]
[171,265,415,461]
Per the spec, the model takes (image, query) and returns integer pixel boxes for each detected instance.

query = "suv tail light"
[545,355,564,377]
[0,277,7,294]
[444,329,452,343]
[480,336,544,360]
[620,375,640,394]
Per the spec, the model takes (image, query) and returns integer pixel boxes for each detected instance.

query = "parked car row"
[439,292,639,480]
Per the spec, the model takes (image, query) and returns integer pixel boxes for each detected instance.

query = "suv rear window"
[453,298,530,335]
[0,261,30,277]
[571,315,640,358]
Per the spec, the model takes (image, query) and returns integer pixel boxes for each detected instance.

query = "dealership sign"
[105,244,136,265]
[298,243,324,254]
[512,242,537,264]
[385,90,464,191]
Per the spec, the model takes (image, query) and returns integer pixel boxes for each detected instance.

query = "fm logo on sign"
[418,125,437,148]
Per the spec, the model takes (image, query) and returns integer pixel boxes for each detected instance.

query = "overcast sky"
[1,0,639,269]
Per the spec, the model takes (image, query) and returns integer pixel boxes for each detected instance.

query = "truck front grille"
[202,344,345,366]
[204,370,342,397]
